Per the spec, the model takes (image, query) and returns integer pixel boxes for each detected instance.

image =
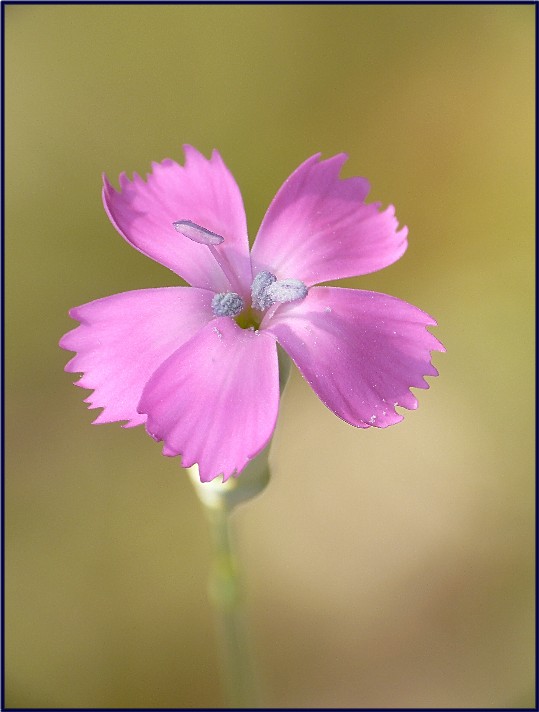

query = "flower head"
[60,146,444,482]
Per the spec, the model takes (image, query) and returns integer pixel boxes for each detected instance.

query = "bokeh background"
[5,4,534,709]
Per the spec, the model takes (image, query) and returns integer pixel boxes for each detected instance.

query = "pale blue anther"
[266,278,308,304]
[173,220,224,245]
[212,292,244,318]
[251,271,277,311]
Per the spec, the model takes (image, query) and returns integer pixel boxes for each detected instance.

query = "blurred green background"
[5,4,534,708]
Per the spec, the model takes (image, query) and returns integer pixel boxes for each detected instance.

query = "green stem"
[188,446,271,706]
[205,503,256,708]
[188,346,292,707]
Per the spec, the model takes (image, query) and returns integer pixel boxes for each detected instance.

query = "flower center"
[172,221,308,325]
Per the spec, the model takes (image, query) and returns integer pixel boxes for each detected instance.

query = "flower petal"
[264,287,445,428]
[103,146,252,294]
[60,287,214,427]
[250,153,407,286]
[138,318,279,482]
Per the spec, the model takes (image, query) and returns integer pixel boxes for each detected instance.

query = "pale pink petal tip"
[59,288,214,429]
[265,287,444,430]
[251,152,406,285]
[101,147,251,293]
[138,318,280,482]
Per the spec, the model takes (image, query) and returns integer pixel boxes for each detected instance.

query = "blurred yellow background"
[5,4,534,708]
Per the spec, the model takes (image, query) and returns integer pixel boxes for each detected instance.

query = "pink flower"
[60,146,444,482]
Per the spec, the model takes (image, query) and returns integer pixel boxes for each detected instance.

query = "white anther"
[266,279,308,304]
[173,220,224,245]
[212,292,244,318]
[251,271,277,311]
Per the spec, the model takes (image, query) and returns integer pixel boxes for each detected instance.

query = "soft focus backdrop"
[5,4,534,708]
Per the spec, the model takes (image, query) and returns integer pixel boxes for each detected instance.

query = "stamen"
[251,271,277,311]
[173,220,224,245]
[212,292,244,318]
[266,279,308,304]
[173,219,239,292]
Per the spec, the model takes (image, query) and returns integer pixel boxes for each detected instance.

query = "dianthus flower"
[60,146,444,482]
